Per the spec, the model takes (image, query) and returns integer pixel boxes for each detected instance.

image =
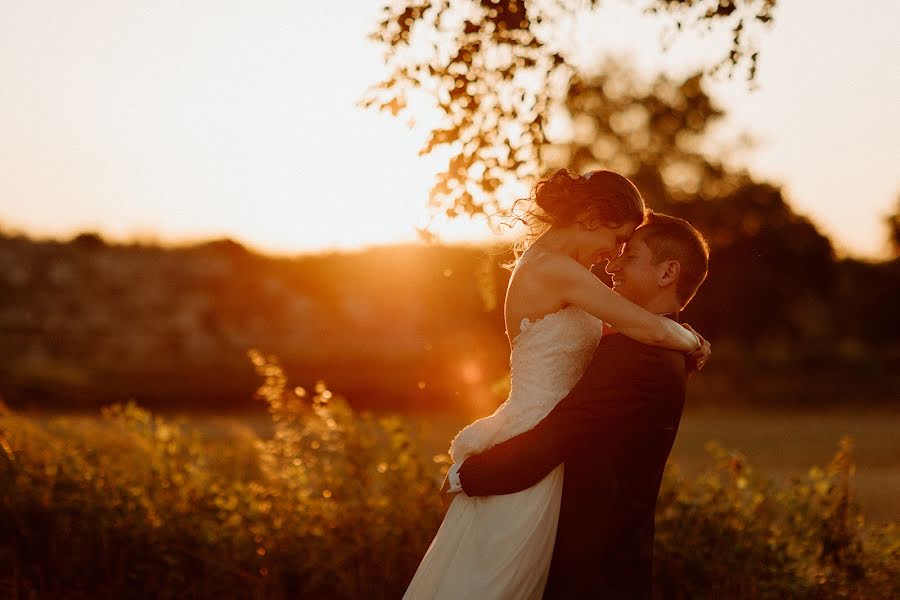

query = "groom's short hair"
[637,212,709,306]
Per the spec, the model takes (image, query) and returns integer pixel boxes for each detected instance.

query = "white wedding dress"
[404,305,604,600]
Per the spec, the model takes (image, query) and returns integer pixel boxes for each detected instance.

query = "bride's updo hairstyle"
[507,168,647,265]
[531,168,646,229]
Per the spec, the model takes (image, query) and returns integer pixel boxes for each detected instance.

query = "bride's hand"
[682,323,711,371]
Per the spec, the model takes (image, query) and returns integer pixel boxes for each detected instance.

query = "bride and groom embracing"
[404,169,712,599]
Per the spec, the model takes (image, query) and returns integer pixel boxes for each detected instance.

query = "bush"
[654,440,899,599]
[0,353,896,598]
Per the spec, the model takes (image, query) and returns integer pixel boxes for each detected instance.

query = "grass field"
[7,364,897,598]
[405,407,900,524]
[31,405,900,524]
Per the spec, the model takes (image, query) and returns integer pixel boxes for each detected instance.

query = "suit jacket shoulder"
[577,334,686,403]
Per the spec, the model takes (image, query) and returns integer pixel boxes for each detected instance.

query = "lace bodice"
[449,305,603,462]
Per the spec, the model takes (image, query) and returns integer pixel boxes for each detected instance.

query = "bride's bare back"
[504,248,571,346]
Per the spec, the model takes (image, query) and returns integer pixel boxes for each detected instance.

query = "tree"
[887,196,900,259]
[363,0,777,226]
[365,1,875,349]
[536,62,835,343]
[539,60,746,203]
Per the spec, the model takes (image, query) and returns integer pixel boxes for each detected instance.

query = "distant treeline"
[0,205,898,413]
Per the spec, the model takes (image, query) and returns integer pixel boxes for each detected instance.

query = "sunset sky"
[0,0,897,258]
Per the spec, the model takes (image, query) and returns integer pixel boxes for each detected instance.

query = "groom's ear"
[658,260,680,288]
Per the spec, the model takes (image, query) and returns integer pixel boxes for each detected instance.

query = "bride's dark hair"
[505,168,647,266]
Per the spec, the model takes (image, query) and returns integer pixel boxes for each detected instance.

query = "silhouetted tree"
[71,232,107,250]
[674,182,836,345]
[499,61,835,344]
[541,61,746,202]
[367,0,849,346]
[887,196,900,259]
[365,0,777,222]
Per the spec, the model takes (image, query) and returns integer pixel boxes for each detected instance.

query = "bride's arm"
[539,255,700,353]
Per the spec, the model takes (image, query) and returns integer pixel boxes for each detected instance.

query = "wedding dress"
[404,305,604,600]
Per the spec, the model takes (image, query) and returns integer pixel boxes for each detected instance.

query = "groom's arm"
[457,346,673,496]
[457,393,654,496]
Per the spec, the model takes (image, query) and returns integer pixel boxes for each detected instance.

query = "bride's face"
[574,221,638,268]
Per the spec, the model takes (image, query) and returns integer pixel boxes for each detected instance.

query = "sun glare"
[0,1,897,258]
[0,1,501,256]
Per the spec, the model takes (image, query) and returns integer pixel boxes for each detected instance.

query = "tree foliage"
[887,196,900,259]
[363,0,777,224]
[494,60,837,345]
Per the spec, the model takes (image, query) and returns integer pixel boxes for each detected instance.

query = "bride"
[403,169,705,599]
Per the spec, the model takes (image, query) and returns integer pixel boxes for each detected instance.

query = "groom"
[445,212,710,599]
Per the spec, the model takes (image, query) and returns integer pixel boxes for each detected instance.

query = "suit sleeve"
[458,347,670,496]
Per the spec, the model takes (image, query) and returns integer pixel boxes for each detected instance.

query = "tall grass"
[0,352,896,598]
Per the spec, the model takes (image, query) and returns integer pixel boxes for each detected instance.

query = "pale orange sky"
[0,0,897,258]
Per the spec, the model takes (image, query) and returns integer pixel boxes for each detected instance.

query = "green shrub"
[654,439,898,599]
[0,352,896,598]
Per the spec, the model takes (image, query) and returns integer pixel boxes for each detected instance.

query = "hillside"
[1,231,898,413]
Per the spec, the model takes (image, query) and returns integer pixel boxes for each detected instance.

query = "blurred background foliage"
[1,217,898,414]
[363,0,777,221]
[0,356,896,598]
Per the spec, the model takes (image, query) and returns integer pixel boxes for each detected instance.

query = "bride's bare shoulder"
[514,248,576,276]
[513,249,581,285]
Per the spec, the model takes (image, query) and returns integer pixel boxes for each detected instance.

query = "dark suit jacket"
[457,331,687,599]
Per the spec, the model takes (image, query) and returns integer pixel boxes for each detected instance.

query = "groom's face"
[605,231,666,306]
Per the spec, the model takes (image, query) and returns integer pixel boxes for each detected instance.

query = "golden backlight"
[0,0,897,257]
[0,1,497,254]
